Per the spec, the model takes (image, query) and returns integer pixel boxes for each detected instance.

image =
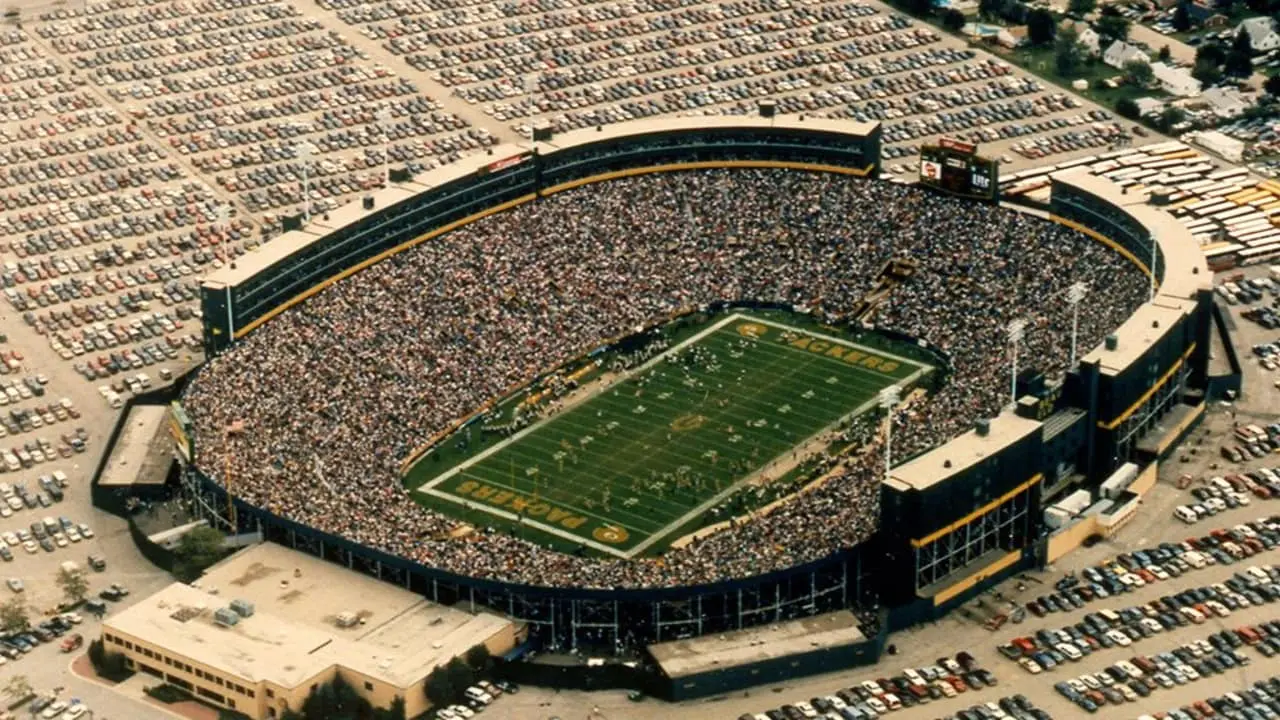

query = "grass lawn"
[993,44,1165,110]
[405,311,931,558]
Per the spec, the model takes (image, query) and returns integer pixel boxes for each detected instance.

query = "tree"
[978,0,1005,19]
[173,525,227,581]
[374,696,407,720]
[424,667,456,709]
[1266,74,1280,97]
[1124,59,1155,86]
[1196,42,1227,68]
[941,7,966,31]
[57,566,89,604]
[1115,97,1142,119]
[445,657,476,697]
[898,0,935,18]
[1193,57,1224,85]
[1097,7,1130,40]
[0,596,28,632]
[1172,0,1193,32]
[1158,106,1187,132]
[1027,8,1058,45]
[465,644,494,675]
[2,675,31,704]
[1158,45,1172,62]
[1225,29,1255,77]
[1068,0,1096,16]
[1055,28,1086,75]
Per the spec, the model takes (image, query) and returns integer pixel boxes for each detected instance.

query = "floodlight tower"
[1006,318,1028,404]
[879,385,901,481]
[376,106,392,188]
[297,143,314,222]
[1066,281,1089,369]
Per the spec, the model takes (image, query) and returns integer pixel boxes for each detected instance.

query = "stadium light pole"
[1006,318,1028,404]
[879,385,901,481]
[1066,281,1089,369]
[297,143,314,222]
[377,106,392,188]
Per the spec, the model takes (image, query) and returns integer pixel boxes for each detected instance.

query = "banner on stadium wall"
[170,402,193,464]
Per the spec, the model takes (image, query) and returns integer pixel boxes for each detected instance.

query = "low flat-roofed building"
[886,413,1043,493]
[101,543,521,719]
[647,610,874,700]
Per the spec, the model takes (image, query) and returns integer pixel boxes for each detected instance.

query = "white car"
[52,534,68,548]
[1,532,16,546]
[5,496,21,511]
[66,528,81,543]
[21,541,37,555]
[62,705,87,720]
[1018,657,1041,674]
[6,578,21,593]
[78,524,94,539]
[40,701,67,719]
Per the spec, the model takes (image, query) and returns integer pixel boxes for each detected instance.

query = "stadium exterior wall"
[180,119,1210,651]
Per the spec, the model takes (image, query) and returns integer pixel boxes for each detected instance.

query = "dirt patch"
[70,652,121,686]
[277,588,303,604]
[228,561,278,587]
[142,696,221,720]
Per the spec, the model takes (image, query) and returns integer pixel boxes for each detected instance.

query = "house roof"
[1240,17,1277,44]
[1106,40,1148,62]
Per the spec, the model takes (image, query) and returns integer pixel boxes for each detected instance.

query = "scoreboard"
[918,137,999,202]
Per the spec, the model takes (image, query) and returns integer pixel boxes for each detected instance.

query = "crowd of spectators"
[184,169,1149,589]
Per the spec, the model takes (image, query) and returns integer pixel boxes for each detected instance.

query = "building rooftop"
[648,610,867,679]
[886,413,1043,492]
[106,543,514,690]
[98,404,170,487]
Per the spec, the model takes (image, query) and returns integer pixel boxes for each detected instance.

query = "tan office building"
[101,543,521,719]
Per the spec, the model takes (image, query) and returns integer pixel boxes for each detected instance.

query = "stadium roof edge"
[203,115,880,292]
[1051,169,1211,374]
[889,413,1042,492]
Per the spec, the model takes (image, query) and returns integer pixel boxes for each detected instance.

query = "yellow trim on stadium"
[539,160,876,197]
[1046,215,1155,283]
[1096,342,1197,430]
[910,474,1042,549]
[234,193,539,338]
[932,550,1022,606]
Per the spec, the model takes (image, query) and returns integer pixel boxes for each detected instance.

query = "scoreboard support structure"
[918,137,999,202]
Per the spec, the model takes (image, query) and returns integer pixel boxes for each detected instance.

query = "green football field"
[411,312,930,557]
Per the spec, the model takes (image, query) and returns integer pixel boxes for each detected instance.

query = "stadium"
[174,115,1214,659]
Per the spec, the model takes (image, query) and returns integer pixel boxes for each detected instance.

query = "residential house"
[1133,97,1168,117]
[1238,17,1280,52]
[1104,40,1150,69]
[996,26,1029,49]
[1199,86,1254,118]
[1150,61,1203,97]
[1059,19,1102,55]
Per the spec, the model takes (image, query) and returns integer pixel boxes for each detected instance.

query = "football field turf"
[412,313,930,558]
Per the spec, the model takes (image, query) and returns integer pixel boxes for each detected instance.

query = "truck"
[87,554,105,572]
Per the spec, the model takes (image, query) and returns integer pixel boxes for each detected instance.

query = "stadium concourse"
[183,168,1150,590]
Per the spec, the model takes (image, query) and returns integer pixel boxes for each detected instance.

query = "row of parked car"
[0,611,83,659]
[433,680,516,720]
[739,653,995,720]
[1137,672,1280,720]
[934,695,1051,720]
[1054,629,1252,714]
[1027,515,1280,624]
[0,428,88,472]
[1179,473,1279,523]
[0,514,94,562]
[1220,431,1280,464]
[1003,560,1280,677]
[0,471,68,522]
